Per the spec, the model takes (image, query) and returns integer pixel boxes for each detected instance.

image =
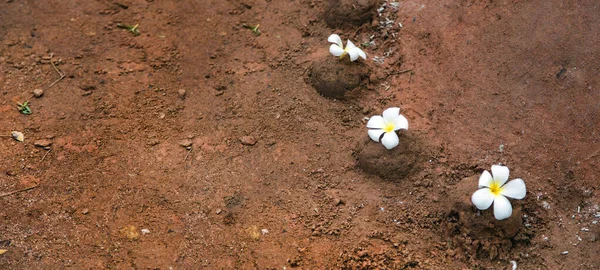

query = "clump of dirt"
[442,175,529,260]
[324,0,380,28]
[309,57,369,99]
[355,131,426,180]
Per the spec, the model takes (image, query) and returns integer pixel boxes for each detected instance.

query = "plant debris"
[242,23,261,36]
[117,23,140,36]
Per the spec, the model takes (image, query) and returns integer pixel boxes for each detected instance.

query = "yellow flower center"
[489,182,503,196]
[383,123,395,133]
[340,50,348,59]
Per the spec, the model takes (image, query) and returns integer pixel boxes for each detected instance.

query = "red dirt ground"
[1,0,598,269]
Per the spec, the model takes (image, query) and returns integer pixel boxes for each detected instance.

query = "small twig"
[50,53,64,76]
[0,184,39,198]
[49,53,65,87]
[40,148,52,162]
[388,69,413,76]
[184,148,192,162]
[183,148,193,170]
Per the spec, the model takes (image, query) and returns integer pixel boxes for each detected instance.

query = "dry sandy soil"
[1,0,599,269]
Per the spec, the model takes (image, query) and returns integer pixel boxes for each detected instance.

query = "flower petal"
[345,39,356,50]
[478,170,493,188]
[366,115,386,129]
[492,195,513,220]
[392,114,408,131]
[471,188,494,210]
[328,34,343,47]
[347,47,367,60]
[357,48,367,60]
[381,131,399,149]
[491,165,510,186]
[500,178,526,199]
[347,48,360,61]
[382,107,401,123]
[329,44,344,56]
[368,129,385,142]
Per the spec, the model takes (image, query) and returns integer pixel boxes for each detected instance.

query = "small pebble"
[147,139,160,146]
[11,131,24,142]
[357,250,369,257]
[178,89,186,99]
[179,139,192,148]
[141,229,150,235]
[32,88,44,98]
[81,208,89,215]
[240,136,257,146]
[215,208,222,215]
[34,139,52,148]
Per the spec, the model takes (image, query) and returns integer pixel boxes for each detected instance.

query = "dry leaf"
[0,249,7,255]
[245,225,261,240]
[119,225,140,240]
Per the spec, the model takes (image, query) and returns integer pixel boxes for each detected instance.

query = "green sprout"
[117,23,140,36]
[17,101,32,115]
[242,23,261,36]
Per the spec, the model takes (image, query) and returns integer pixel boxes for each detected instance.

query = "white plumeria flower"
[328,34,367,61]
[471,165,527,220]
[366,107,408,150]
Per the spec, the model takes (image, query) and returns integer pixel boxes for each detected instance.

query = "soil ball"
[324,0,380,28]
[356,131,424,180]
[309,58,368,99]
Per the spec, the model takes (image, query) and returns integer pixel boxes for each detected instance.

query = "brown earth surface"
[1,0,599,269]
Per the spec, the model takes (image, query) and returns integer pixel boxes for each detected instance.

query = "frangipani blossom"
[366,107,408,149]
[328,34,367,61]
[471,165,527,220]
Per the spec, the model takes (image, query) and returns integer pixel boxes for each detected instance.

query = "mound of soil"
[442,175,528,260]
[309,57,369,99]
[356,131,426,180]
[324,0,380,28]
